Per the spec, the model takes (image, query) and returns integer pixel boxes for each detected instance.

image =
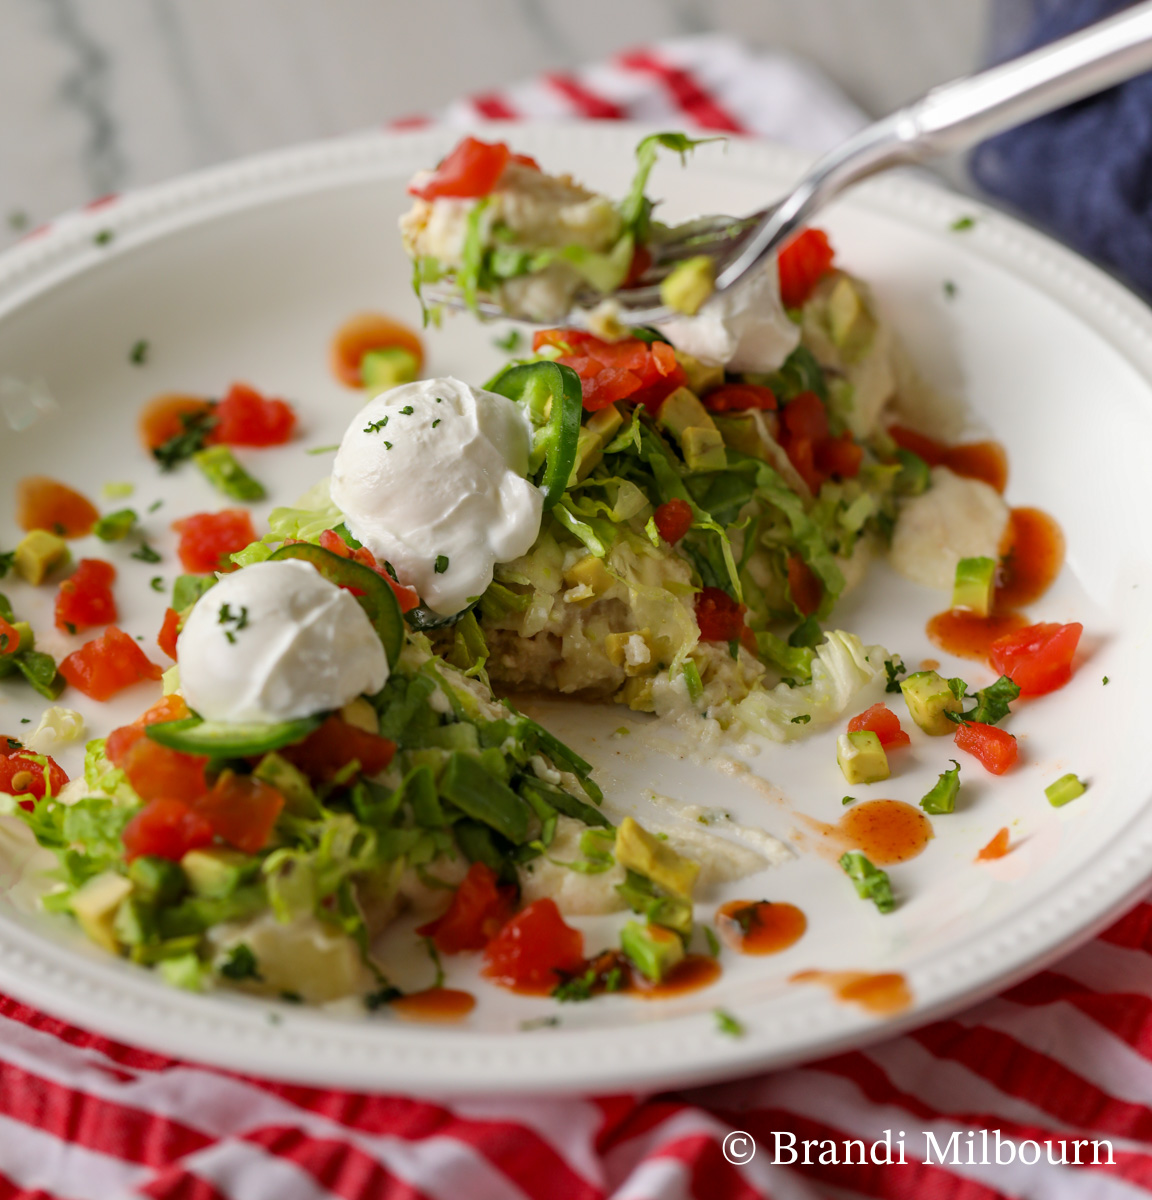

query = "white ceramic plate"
[1,123,1151,1097]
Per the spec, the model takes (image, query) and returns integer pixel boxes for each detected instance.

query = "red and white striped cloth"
[6,36,1152,1199]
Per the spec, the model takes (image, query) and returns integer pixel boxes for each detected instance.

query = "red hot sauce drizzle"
[715,900,807,955]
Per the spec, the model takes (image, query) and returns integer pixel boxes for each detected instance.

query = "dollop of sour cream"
[657,261,799,373]
[331,377,544,615]
[178,559,388,724]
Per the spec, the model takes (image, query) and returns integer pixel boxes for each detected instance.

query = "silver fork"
[429,0,1152,327]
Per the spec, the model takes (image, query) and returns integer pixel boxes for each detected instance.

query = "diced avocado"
[570,404,624,483]
[70,872,133,953]
[361,346,419,391]
[681,426,727,471]
[614,816,700,899]
[657,386,717,438]
[836,731,890,785]
[1046,772,1086,807]
[181,847,253,899]
[617,871,695,937]
[253,752,320,817]
[127,855,185,906]
[158,952,205,991]
[620,920,686,982]
[952,556,997,617]
[675,351,724,398]
[161,665,181,696]
[900,670,964,735]
[13,529,69,585]
[619,675,656,712]
[920,759,961,814]
[339,696,379,734]
[586,404,624,440]
[826,274,876,362]
[713,412,763,458]
[605,629,655,677]
[563,554,614,598]
[660,255,715,316]
[112,895,157,947]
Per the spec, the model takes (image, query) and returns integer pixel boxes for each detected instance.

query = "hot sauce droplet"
[390,987,476,1022]
[715,900,807,955]
[975,827,1012,862]
[330,312,425,388]
[837,799,933,865]
[16,476,99,538]
[790,969,912,1015]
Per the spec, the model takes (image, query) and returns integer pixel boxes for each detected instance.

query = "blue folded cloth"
[972,0,1152,297]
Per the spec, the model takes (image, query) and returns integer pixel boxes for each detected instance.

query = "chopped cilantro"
[148,499,163,513]
[432,418,441,428]
[790,714,811,725]
[383,441,393,450]
[399,405,415,415]
[520,1016,560,1031]
[947,675,1019,727]
[129,339,149,365]
[714,1008,744,1037]
[493,329,522,353]
[219,943,262,981]
[7,210,29,231]
[842,795,855,805]
[434,555,449,574]
[149,576,165,592]
[951,216,976,232]
[153,408,218,470]
[703,926,720,957]
[131,540,161,564]
[943,280,957,299]
[1103,675,1110,685]
[218,602,249,644]
[62,621,76,636]
[553,967,599,1003]
[93,228,114,246]
[364,416,389,434]
[0,550,14,579]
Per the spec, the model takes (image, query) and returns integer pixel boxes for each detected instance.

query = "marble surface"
[0,0,990,250]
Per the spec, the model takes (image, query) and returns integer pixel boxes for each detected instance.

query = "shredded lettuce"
[726,631,888,742]
[619,133,723,243]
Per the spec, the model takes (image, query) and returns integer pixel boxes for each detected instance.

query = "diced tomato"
[976,827,1012,862]
[814,433,863,479]
[55,558,117,633]
[408,136,513,201]
[316,529,420,612]
[954,721,1018,775]
[653,498,693,544]
[138,694,191,728]
[786,555,823,618]
[536,329,686,412]
[59,626,164,701]
[417,862,516,954]
[16,476,99,538]
[281,714,395,784]
[695,587,747,643]
[988,621,1083,697]
[138,394,216,452]
[847,703,910,749]
[702,383,777,413]
[777,228,835,309]
[481,898,585,993]
[122,797,214,863]
[779,392,834,492]
[781,392,830,441]
[330,312,426,389]
[0,616,19,655]
[157,607,180,660]
[194,772,284,854]
[206,382,296,447]
[172,509,257,574]
[623,244,652,288]
[107,728,208,806]
[0,749,68,799]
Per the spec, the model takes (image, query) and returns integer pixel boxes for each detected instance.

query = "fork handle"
[716,1,1152,292]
